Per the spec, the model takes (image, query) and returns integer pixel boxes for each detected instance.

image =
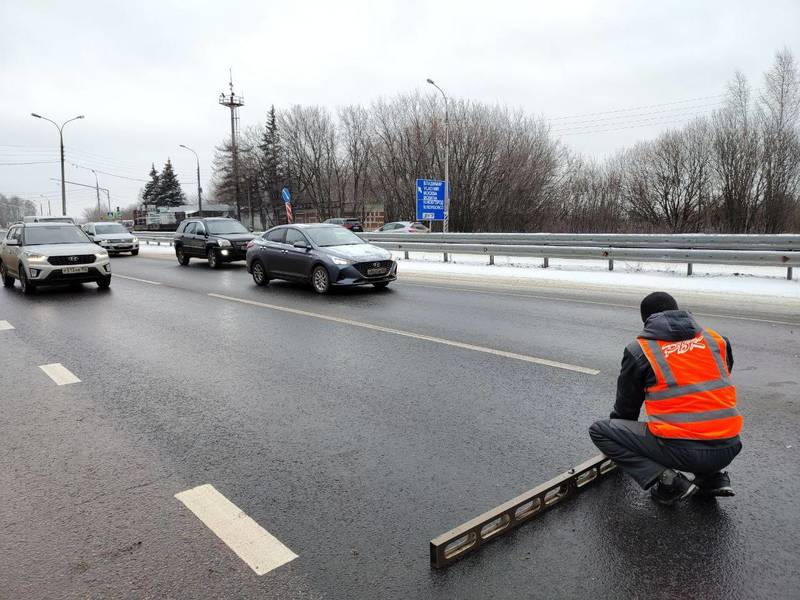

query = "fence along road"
[359,232,800,279]
[134,231,800,279]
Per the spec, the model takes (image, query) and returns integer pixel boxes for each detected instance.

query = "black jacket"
[612,310,737,445]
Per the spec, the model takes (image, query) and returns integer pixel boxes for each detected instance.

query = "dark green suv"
[173,217,255,268]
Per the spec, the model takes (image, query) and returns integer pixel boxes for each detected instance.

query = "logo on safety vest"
[662,335,706,358]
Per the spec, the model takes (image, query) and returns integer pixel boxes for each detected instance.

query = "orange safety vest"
[637,328,742,440]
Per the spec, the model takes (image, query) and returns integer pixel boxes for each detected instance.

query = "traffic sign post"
[416,179,446,221]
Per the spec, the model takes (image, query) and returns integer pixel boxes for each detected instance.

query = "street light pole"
[31,113,84,216]
[179,144,203,216]
[426,78,450,233]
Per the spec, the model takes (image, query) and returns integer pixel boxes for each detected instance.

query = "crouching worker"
[590,292,743,505]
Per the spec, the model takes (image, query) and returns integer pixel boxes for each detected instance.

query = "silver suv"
[0,223,111,294]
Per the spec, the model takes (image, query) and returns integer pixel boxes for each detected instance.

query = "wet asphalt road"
[1,254,798,599]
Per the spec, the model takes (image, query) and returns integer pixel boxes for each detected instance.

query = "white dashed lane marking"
[114,273,162,285]
[39,363,81,385]
[208,293,600,375]
[175,484,298,576]
[0,320,14,331]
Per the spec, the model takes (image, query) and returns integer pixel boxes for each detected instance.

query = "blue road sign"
[281,187,291,204]
[415,179,445,221]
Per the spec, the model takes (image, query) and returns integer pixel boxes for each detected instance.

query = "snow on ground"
[390,252,799,300]
[136,242,798,300]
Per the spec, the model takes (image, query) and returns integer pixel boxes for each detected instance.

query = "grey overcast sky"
[1,0,798,216]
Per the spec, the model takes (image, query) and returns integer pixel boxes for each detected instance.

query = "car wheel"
[97,276,111,289]
[0,262,14,288]
[131,249,139,256]
[176,246,190,266]
[252,260,269,286]
[373,282,390,289]
[311,265,330,294]
[19,267,35,295]
[207,248,221,269]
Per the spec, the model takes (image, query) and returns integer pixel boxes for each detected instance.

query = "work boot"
[650,470,698,506]
[694,471,735,497]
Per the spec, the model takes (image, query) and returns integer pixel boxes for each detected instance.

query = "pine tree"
[156,159,186,207]
[142,163,160,209]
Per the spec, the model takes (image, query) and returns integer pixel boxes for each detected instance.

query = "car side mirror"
[5,239,19,246]
[293,240,309,250]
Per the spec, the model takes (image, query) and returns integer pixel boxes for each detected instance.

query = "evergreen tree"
[259,106,286,224]
[156,159,186,207]
[142,163,160,209]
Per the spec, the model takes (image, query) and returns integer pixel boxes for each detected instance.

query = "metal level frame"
[429,454,617,569]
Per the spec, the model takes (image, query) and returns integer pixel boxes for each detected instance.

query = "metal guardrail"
[359,232,799,279]
[429,454,616,569]
[361,232,800,250]
[134,231,800,279]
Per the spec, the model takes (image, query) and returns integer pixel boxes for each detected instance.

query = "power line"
[0,160,60,166]
[548,92,730,121]
[551,106,719,134]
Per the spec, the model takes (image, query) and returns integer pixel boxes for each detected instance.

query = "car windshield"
[305,227,365,247]
[94,224,128,234]
[24,226,90,245]
[206,220,249,234]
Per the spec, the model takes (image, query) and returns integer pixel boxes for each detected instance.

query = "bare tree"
[759,48,800,233]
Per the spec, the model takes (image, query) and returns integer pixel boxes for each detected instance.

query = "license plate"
[62,266,88,274]
[367,267,388,276]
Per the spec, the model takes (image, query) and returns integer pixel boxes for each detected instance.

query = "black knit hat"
[640,292,678,323]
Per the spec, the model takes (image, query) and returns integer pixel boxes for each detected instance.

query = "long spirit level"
[429,454,616,569]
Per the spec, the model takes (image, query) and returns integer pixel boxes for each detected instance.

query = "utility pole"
[179,144,203,216]
[426,79,450,233]
[219,70,244,222]
[31,113,84,216]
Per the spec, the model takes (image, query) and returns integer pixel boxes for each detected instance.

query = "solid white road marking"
[208,293,600,375]
[0,320,14,331]
[39,363,81,385]
[175,484,298,576]
[114,273,162,285]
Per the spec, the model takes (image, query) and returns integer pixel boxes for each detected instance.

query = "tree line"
[0,195,36,227]
[210,48,800,233]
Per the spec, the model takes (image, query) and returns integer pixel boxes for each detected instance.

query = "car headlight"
[23,252,47,262]
[100,239,111,245]
[95,251,109,259]
[131,237,138,243]
[331,256,353,265]
[217,239,232,247]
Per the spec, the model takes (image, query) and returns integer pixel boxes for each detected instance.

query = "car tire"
[311,265,330,294]
[0,262,14,288]
[176,246,190,266]
[19,267,35,295]
[207,248,221,269]
[97,276,111,289]
[131,249,139,256]
[252,260,269,286]
[373,282,390,289]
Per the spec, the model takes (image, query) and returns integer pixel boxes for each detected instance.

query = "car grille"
[48,254,95,266]
[110,239,127,243]
[354,260,394,277]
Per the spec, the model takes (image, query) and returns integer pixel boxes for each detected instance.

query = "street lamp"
[73,163,101,212]
[179,144,203,216]
[31,113,84,217]
[426,78,450,233]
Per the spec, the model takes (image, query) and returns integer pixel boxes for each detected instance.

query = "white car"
[374,221,430,233]
[82,222,139,255]
[0,223,111,295]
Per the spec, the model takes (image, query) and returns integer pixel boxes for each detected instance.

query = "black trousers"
[589,419,742,489]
